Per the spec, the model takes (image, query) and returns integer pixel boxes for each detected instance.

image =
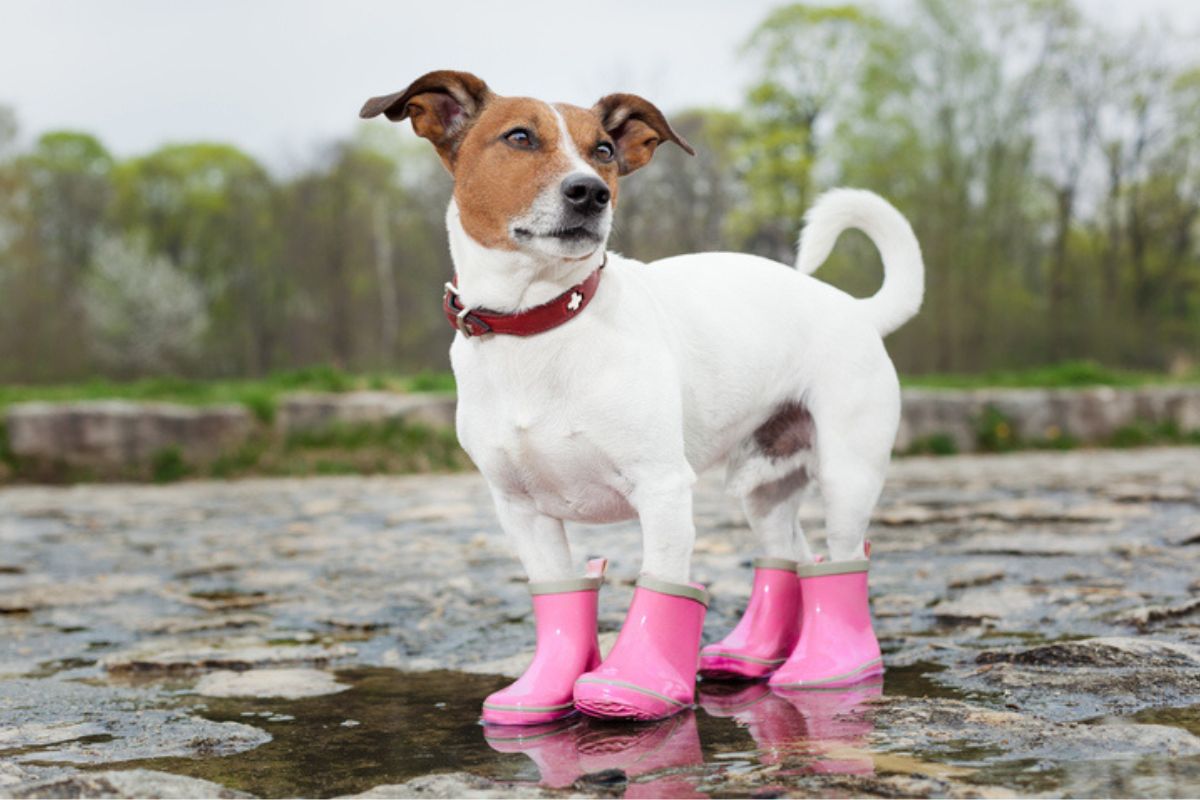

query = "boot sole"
[768,657,884,689]
[698,651,786,681]
[573,677,689,721]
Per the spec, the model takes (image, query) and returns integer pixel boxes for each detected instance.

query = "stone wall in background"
[5,402,254,475]
[895,387,1200,453]
[275,392,455,434]
[3,387,1198,478]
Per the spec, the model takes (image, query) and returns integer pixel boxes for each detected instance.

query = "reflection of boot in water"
[483,718,583,788]
[698,682,807,766]
[773,681,883,775]
[575,712,705,799]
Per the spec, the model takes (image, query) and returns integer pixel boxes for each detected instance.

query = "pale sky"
[2,0,1197,170]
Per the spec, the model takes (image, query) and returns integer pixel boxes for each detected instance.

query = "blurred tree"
[0,129,114,380]
[612,109,742,261]
[280,130,451,373]
[733,4,886,262]
[83,234,208,375]
[112,143,283,375]
[0,0,1195,383]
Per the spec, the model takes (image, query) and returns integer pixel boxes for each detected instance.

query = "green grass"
[902,360,1199,390]
[0,367,458,423]
[0,362,1189,417]
[151,446,190,483]
[203,420,471,480]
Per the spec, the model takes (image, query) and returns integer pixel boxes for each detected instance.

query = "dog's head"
[361,70,693,262]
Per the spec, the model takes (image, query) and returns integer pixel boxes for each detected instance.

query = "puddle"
[28,665,1200,797]
[75,668,893,798]
[78,670,517,798]
[1133,704,1200,736]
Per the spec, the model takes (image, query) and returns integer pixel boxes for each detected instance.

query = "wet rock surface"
[7,769,256,799]
[0,447,1198,797]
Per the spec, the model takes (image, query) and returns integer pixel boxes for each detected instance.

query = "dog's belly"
[522,477,636,524]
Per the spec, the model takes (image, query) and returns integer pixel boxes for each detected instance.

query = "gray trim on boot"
[636,575,710,606]
[753,557,800,571]
[796,559,870,578]
[528,576,604,596]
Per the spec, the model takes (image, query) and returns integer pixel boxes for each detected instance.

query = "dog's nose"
[561,174,611,214]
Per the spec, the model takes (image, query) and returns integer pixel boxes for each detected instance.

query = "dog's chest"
[451,341,638,523]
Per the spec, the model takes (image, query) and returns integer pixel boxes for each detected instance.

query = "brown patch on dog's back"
[754,401,815,459]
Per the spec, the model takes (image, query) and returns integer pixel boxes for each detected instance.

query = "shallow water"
[50,665,1197,798]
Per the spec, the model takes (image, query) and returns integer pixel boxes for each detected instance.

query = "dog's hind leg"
[743,469,814,564]
[701,454,811,681]
[812,384,896,562]
[816,444,885,562]
[765,386,892,690]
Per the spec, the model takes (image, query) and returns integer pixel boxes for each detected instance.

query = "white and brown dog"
[362,70,923,723]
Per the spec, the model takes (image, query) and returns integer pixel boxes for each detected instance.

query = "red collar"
[443,257,606,338]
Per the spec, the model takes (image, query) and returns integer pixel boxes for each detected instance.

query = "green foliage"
[975,405,1019,452]
[903,361,1190,390]
[904,433,960,456]
[0,369,454,422]
[151,447,189,483]
[217,419,472,477]
[270,365,354,392]
[0,420,14,471]
[729,4,889,260]
[1106,420,1196,449]
[405,371,456,393]
[209,438,269,480]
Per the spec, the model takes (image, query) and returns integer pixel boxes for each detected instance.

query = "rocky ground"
[1,448,1199,798]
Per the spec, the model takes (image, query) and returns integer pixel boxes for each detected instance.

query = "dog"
[361,70,923,723]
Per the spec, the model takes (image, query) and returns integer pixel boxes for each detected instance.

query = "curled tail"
[796,188,924,336]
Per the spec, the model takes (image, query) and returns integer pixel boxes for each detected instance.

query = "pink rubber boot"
[482,559,607,726]
[573,576,708,721]
[699,558,801,680]
[768,556,883,689]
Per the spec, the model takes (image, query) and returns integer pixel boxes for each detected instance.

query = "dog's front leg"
[631,471,697,584]
[489,489,575,582]
[572,468,709,721]
[481,489,604,726]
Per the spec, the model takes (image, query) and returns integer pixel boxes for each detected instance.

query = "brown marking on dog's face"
[556,103,622,205]
[361,72,694,255]
[450,97,592,250]
[754,401,816,459]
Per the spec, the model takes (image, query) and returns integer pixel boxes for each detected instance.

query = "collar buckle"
[444,282,490,338]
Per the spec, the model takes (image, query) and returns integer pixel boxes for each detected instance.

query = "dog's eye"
[503,128,536,149]
[594,142,615,162]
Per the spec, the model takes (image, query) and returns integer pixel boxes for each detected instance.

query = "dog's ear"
[360,70,493,168]
[591,93,695,175]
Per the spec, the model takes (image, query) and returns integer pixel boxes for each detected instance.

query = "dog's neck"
[446,200,605,314]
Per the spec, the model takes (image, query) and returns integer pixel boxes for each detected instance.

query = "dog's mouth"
[513,225,601,244]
